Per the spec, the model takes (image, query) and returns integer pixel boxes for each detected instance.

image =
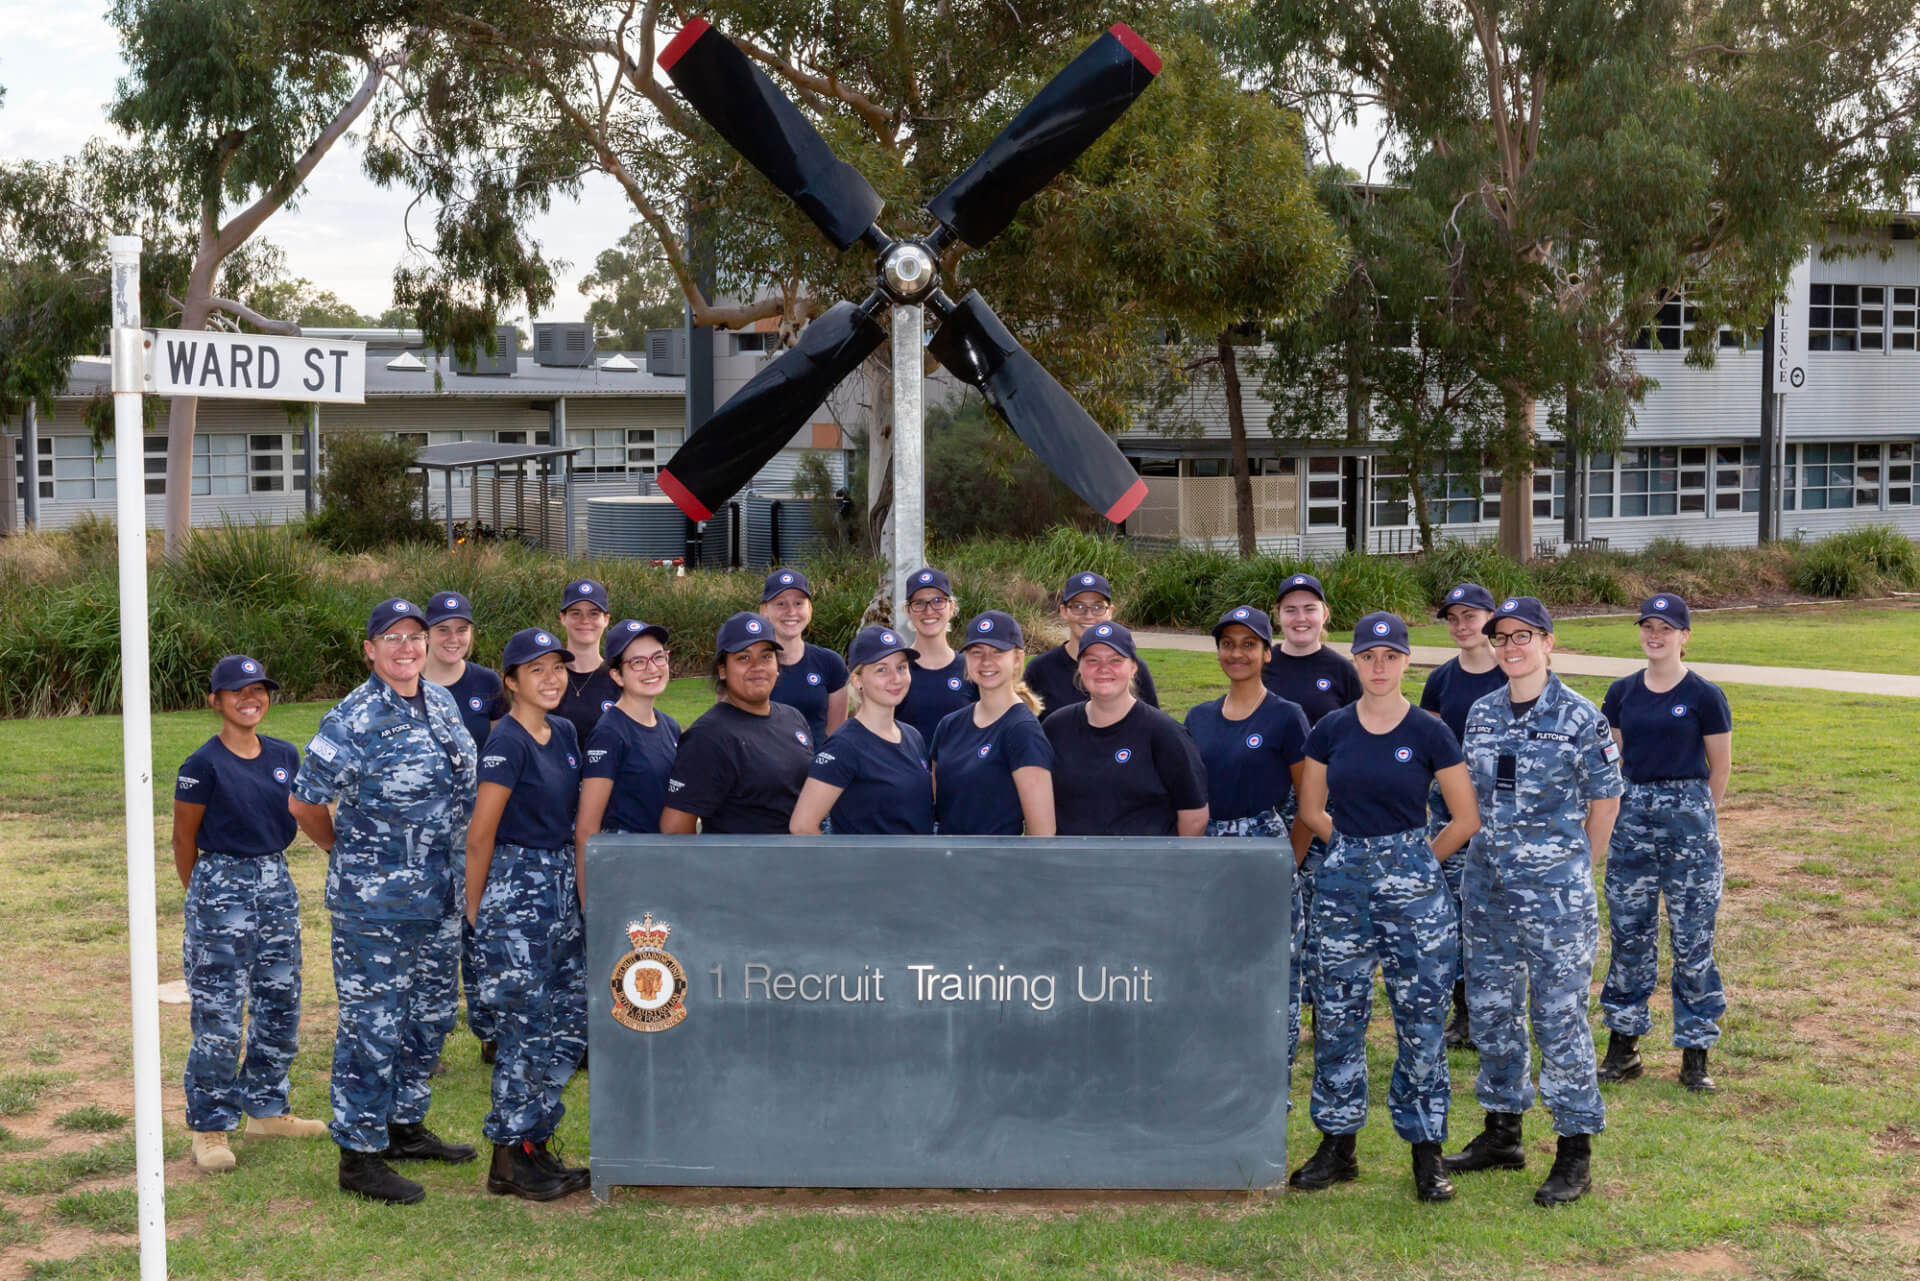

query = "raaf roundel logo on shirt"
[806,672,821,685]
[794,731,809,746]
[947,677,963,690]
[272,767,289,783]
[1245,733,1263,750]
[977,743,992,759]
[601,699,615,711]
[567,754,578,769]
[469,696,484,711]
[1114,748,1132,764]
[1394,747,1413,763]
[1316,678,1332,691]
[1671,704,1688,717]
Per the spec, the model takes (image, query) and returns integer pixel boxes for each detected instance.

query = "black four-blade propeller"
[655,18,1158,524]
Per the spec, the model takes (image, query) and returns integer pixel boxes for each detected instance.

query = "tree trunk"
[1496,393,1535,560]
[1410,471,1435,555]
[162,273,219,556]
[1220,334,1256,559]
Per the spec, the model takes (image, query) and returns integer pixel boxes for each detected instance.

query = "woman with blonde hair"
[791,626,934,835]
[929,611,1056,836]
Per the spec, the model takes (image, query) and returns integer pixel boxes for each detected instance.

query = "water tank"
[694,501,739,569]
[586,496,694,562]
[743,495,824,568]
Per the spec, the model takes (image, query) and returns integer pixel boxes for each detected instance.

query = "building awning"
[408,442,582,471]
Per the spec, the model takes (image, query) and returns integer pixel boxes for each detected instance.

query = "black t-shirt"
[441,662,505,750]
[478,715,582,850]
[583,705,683,834]
[1306,703,1463,839]
[666,701,815,834]
[1022,643,1159,719]
[174,734,301,855]
[1419,657,1508,745]
[1043,701,1208,836]
[1183,693,1310,822]
[772,642,849,746]
[898,652,976,746]
[808,719,935,835]
[1263,646,1362,725]
[929,703,1055,836]
[1601,670,1732,782]
[556,663,621,744]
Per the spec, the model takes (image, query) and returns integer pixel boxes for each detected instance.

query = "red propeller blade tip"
[658,18,711,71]
[1104,477,1149,524]
[1108,24,1161,76]
[657,468,713,521]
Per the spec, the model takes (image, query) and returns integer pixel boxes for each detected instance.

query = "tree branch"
[734,36,898,145]
[204,296,302,336]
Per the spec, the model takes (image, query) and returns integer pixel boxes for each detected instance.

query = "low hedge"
[0,521,1912,716]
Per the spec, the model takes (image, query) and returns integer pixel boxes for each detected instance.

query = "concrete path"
[1129,631,1920,698]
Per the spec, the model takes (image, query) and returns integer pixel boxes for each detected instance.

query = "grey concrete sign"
[584,835,1292,1194]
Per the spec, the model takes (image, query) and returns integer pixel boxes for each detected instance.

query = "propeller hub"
[879,241,939,302]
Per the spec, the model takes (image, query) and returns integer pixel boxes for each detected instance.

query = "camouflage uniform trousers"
[1462,845,1605,1137]
[1428,790,1468,986]
[328,911,462,1152]
[1307,827,1458,1143]
[1601,779,1726,1048]
[1278,795,1328,1010]
[182,852,302,1133]
[474,842,586,1145]
[461,920,497,1043]
[1207,811,1302,1071]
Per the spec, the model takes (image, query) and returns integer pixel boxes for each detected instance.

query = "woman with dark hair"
[575,620,681,849]
[763,568,848,746]
[660,612,815,836]
[895,566,976,744]
[554,579,620,742]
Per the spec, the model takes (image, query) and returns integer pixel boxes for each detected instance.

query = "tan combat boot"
[247,1113,326,1140]
[191,1130,237,1172]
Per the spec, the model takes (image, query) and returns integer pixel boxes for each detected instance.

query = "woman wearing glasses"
[291,598,479,1206]
[1022,571,1160,714]
[661,613,816,835]
[575,620,681,848]
[1044,622,1207,837]
[1446,597,1624,1209]
[895,567,976,745]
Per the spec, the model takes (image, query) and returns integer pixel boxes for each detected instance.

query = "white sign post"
[108,236,168,1281]
[1773,255,1810,394]
[142,329,367,403]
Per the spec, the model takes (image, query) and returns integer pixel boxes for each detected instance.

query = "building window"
[1630,296,1698,350]
[193,434,248,496]
[144,434,168,496]
[1713,445,1762,513]
[44,436,118,500]
[574,426,657,476]
[1533,450,1566,521]
[1889,443,1915,505]
[733,332,774,354]
[1305,456,1342,527]
[1617,446,1681,517]
[1809,284,1863,351]
[1369,455,1499,527]
[1892,288,1917,351]
[1789,442,1855,510]
[250,433,287,493]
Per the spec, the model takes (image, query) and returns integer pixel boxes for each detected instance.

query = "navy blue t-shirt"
[1043,701,1208,836]
[1420,657,1508,744]
[773,642,849,746]
[1022,643,1159,719]
[584,705,683,834]
[478,715,582,850]
[556,662,620,744]
[666,701,814,835]
[1306,703,1464,839]
[1601,671,1731,783]
[442,662,504,750]
[929,703,1055,836]
[1264,646,1362,725]
[174,734,301,855]
[898,652,976,746]
[808,718,935,835]
[1184,693,1310,822]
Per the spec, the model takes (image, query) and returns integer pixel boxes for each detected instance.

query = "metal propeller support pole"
[889,302,925,627]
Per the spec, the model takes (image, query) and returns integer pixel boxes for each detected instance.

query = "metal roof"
[408,441,582,471]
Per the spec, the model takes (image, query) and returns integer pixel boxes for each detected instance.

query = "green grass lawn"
[1406,601,1920,675]
[1,659,1917,1278]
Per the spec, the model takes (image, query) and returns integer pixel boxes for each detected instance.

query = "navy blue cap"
[962,610,1025,651]
[1637,593,1691,629]
[716,611,778,655]
[847,625,918,668]
[604,618,670,664]
[210,654,280,693]
[1060,571,1112,602]
[1276,572,1325,603]
[1352,611,1412,655]
[501,627,573,670]
[1211,604,1273,646]
[1484,595,1555,635]
[762,568,813,601]
[425,590,473,626]
[561,578,610,614]
[366,597,425,639]
[1077,620,1138,663]
[1436,583,1497,617]
[906,567,952,597]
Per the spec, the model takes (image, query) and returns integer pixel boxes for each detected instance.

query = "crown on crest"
[627,913,671,951]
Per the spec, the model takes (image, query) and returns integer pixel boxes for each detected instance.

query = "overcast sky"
[1,3,1383,325]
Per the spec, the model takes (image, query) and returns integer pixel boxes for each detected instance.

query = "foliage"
[923,396,1093,543]
[0,1071,67,1116]
[50,1189,139,1237]
[1791,526,1920,598]
[579,222,682,349]
[306,435,439,552]
[52,1107,129,1134]
[243,275,378,329]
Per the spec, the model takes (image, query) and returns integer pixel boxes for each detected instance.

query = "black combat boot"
[1444,1111,1526,1173]
[1287,1131,1359,1191]
[1444,980,1474,1050]
[486,1140,572,1201]
[1411,1141,1455,1202]
[1596,1031,1643,1083]
[339,1148,425,1205]
[529,1139,591,1195]
[1679,1047,1718,1093]
[1533,1134,1592,1207]
[382,1121,478,1164]
[479,1040,497,1065]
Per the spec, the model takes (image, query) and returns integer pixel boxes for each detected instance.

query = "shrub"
[1534,550,1635,608]
[1413,540,1535,608]
[1806,525,1919,589]
[307,434,440,552]
[1317,551,1426,627]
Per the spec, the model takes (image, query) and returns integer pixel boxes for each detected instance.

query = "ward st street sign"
[140,329,367,404]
